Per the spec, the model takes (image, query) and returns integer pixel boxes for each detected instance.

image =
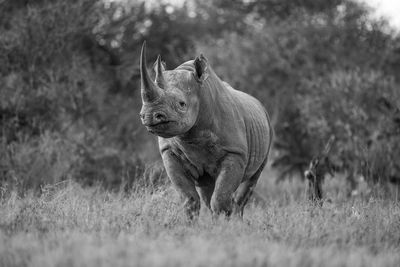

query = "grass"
[0,173,400,267]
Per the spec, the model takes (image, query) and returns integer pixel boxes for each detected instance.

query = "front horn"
[140,41,161,102]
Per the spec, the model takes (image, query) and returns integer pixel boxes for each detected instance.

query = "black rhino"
[139,42,273,219]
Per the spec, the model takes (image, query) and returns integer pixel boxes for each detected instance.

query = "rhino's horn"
[140,41,161,102]
[155,55,166,89]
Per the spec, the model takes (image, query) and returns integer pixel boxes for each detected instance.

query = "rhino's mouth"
[145,121,177,134]
[146,121,174,128]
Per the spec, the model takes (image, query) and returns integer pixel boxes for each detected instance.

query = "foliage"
[301,70,400,184]
[0,0,174,190]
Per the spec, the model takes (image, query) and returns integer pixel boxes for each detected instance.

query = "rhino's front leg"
[162,150,200,221]
[211,154,246,216]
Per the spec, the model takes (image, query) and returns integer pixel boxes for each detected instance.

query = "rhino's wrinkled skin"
[139,42,273,218]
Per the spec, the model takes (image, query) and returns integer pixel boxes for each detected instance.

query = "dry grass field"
[0,173,399,267]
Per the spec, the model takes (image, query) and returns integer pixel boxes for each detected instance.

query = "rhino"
[139,42,273,218]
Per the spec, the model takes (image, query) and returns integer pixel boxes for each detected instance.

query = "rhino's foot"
[210,196,233,218]
[183,196,200,221]
[231,203,244,218]
[211,205,246,221]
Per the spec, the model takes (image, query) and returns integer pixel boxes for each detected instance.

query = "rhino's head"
[139,42,207,138]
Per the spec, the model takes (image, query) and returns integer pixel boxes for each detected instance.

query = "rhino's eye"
[178,101,187,109]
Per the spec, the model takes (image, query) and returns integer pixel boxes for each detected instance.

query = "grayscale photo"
[1,0,399,266]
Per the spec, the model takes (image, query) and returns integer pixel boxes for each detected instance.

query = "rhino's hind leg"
[162,152,200,221]
[196,173,215,210]
[196,186,213,210]
[233,158,268,216]
[233,180,256,217]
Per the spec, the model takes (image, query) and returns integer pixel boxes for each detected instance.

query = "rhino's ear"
[194,54,208,82]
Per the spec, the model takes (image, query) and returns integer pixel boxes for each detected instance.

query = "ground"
[0,173,399,267]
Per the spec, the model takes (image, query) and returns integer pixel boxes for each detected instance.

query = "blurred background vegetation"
[1,0,399,195]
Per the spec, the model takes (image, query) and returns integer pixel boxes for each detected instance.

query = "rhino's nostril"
[154,112,166,122]
[139,113,145,119]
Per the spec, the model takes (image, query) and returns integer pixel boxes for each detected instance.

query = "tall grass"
[0,175,399,267]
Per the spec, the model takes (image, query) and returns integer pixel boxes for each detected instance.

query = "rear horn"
[155,55,166,89]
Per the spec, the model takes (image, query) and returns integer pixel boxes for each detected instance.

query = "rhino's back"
[224,82,272,179]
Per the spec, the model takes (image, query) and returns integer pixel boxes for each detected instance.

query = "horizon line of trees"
[1,0,399,195]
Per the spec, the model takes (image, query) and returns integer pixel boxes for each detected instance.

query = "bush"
[0,0,160,191]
